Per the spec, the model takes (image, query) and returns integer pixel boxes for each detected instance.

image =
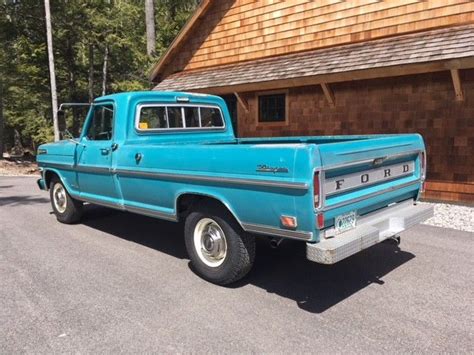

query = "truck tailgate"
[316,134,425,226]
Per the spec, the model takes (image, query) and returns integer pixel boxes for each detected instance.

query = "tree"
[88,43,94,102]
[0,81,4,159]
[0,0,198,152]
[44,0,59,141]
[102,45,108,96]
[145,0,156,56]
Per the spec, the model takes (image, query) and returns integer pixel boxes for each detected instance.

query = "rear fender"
[175,190,244,230]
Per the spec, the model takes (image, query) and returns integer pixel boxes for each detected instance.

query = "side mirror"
[57,110,66,132]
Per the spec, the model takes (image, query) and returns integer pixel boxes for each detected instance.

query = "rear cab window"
[136,104,225,132]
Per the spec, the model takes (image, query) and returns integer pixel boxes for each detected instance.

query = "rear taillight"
[317,213,325,229]
[313,171,320,209]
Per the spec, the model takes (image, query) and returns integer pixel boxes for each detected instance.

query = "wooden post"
[234,92,249,113]
[450,69,464,101]
[320,83,335,107]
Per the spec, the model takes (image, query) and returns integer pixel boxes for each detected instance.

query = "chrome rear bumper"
[307,200,433,264]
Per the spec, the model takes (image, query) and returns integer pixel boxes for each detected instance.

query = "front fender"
[41,167,80,197]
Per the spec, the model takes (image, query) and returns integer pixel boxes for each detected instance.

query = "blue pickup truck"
[37,91,433,285]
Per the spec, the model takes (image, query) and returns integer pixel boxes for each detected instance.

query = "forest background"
[0,0,199,158]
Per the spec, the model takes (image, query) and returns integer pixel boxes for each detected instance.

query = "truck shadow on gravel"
[80,205,415,314]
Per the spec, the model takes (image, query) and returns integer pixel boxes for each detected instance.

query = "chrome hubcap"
[53,183,67,213]
[194,218,227,267]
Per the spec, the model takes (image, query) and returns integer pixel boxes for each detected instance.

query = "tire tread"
[184,202,255,285]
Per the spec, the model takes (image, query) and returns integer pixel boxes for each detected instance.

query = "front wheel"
[50,177,83,224]
[184,204,255,285]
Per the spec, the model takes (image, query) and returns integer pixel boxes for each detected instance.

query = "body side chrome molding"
[115,168,308,190]
[77,195,178,221]
[125,204,178,222]
[242,222,313,241]
[77,195,124,210]
[75,165,111,174]
[39,162,74,170]
[38,162,308,191]
[39,162,110,174]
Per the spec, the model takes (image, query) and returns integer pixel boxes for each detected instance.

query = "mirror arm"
[67,138,86,147]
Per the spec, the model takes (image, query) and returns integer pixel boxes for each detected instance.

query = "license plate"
[335,211,357,234]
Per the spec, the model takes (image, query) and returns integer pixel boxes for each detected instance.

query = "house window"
[258,93,286,123]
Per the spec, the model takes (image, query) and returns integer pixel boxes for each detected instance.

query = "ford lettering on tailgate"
[325,161,415,195]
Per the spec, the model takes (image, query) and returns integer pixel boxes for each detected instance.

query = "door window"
[86,104,114,141]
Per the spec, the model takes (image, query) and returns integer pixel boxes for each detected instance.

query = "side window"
[184,107,199,128]
[86,104,114,141]
[167,107,183,128]
[200,107,224,128]
[139,106,167,129]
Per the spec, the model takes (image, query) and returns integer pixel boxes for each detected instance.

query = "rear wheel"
[50,177,83,224]
[184,204,255,285]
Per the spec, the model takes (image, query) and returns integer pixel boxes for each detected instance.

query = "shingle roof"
[154,25,474,92]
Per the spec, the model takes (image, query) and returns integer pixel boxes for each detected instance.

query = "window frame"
[135,103,226,133]
[256,90,289,126]
[82,102,116,142]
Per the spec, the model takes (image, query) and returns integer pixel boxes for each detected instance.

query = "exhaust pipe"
[270,238,283,249]
[384,235,401,245]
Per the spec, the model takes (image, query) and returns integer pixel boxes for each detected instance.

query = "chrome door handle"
[135,153,142,163]
[111,143,119,151]
[100,148,110,155]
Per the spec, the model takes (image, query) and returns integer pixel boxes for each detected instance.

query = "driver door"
[76,103,118,201]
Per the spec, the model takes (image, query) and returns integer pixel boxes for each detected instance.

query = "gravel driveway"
[421,202,474,232]
[1,176,473,353]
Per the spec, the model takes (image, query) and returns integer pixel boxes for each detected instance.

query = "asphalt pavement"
[1,176,473,353]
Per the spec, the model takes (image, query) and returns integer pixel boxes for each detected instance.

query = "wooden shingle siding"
[154,25,474,92]
[236,70,474,203]
[164,0,474,75]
